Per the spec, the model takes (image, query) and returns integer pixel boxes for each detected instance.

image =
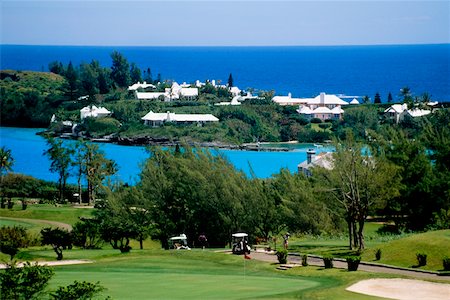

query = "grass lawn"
[0,203,93,225]
[44,250,385,299]
[361,229,450,271]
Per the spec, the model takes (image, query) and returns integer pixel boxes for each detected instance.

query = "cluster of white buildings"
[141,111,219,127]
[273,92,355,121]
[80,105,112,120]
[132,82,199,101]
[129,79,243,102]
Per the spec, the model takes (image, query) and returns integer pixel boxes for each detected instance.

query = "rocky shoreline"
[40,131,291,152]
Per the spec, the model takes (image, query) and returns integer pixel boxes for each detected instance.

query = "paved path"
[249,251,450,282]
[0,216,72,230]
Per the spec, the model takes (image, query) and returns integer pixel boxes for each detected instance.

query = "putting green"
[51,271,319,299]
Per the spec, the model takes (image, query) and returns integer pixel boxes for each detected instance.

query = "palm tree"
[0,146,14,175]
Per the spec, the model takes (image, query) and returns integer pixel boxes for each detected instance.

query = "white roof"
[142,111,219,122]
[128,82,156,91]
[384,104,407,114]
[80,105,111,119]
[350,98,360,104]
[298,152,334,170]
[407,109,431,118]
[136,92,166,100]
[297,106,313,114]
[313,107,333,114]
[180,88,199,97]
[273,95,308,105]
[331,106,344,114]
[308,93,349,105]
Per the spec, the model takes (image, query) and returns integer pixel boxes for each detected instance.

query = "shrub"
[50,280,105,300]
[276,249,288,264]
[302,254,308,266]
[416,252,427,267]
[375,248,382,260]
[318,123,331,130]
[443,256,450,271]
[0,226,29,259]
[346,256,361,271]
[323,255,333,269]
[310,118,322,124]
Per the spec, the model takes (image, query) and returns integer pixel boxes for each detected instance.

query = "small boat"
[313,144,323,148]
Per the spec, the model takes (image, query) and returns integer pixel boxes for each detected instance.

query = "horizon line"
[2,42,449,48]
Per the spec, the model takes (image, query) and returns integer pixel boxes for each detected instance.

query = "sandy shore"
[346,278,450,300]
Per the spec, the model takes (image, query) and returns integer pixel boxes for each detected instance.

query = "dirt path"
[0,216,72,230]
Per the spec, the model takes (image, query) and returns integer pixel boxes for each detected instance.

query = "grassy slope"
[362,230,450,271]
[0,204,93,225]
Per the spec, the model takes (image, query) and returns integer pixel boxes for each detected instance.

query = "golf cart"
[232,232,251,254]
[168,234,191,250]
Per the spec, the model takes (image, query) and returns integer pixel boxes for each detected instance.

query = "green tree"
[44,137,74,202]
[0,146,14,175]
[0,262,54,300]
[387,92,393,103]
[79,63,99,97]
[83,143,117,204]
[48,61,65,75]
[139,146,248,248]
[110,51,130,88]
[315,138,400,250]
[130,62,142,84]
[41,227,72,260]
[0,226,29,260]
[65,61,78,100]
[374,92,381,104]
[362,95,370,104]
[144,67,153,83]
[71,218,103,249]
[228,73,234,87]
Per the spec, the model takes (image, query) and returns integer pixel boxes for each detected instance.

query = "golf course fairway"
[46,251,322,299]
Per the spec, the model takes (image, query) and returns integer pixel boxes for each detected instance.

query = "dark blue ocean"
[0,127,333,183]
[1,44,449,101]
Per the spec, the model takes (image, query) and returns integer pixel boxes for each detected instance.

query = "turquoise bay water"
[0,127,333,183]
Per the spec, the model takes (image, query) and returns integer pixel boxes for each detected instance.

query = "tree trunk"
[352,221,359,249]
[358,219,365,250]
[347,219,353,250]
[139,237,144,250]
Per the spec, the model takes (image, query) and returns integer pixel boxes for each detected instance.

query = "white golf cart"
[232,232,251,254]
[168,234,191,250]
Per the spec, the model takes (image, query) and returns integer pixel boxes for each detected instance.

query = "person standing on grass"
[283,233,290,250]
[198,234,207,249]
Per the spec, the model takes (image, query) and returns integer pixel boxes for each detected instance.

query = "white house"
[128,81,156,91]
[80,105,112,120]
[272,93,308,106]
[229,86,241,97]
[384,103,433,123]
[141,111,219,127]
[135,91,166,100]
[295,92,349,121]
[298,149,334,177]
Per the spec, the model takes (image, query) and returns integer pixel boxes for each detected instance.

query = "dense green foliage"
[0,70,67,127]
[0,262,54,300]
[50,280,105,300]
[0,226,29,259]
[41,227,72,260]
